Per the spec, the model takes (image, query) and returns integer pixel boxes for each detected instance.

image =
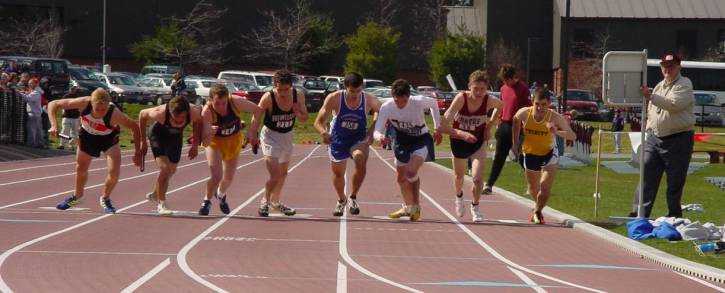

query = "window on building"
[718,29,725,53]
[573,28,594,58]
[676,30,697,59]
[447,0,473,6]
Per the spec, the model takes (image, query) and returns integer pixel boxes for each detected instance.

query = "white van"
[363,79,385,89]
[217,71,274,88]
[320,75,344,83]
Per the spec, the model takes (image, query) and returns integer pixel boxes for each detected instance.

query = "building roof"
[557,0,725,19]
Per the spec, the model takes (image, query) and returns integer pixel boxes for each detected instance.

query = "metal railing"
[0,89,27,144]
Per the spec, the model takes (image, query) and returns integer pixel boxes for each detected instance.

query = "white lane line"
[339,212,422,293]
[0,146,193,174]
[0,155,263,293]
[0,159,155,187]
[337,262,347,293]
[0,147,235,211]
[508,266,547,293]
[0,152,138,174]
[371,148,605,293]
[675,272,725,292]
[176,146,320,293]
[121,258,171,293]
[19,250,175,256]
[0,159,206,211]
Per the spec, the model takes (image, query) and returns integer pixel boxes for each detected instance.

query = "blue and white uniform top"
[329,90,367,143]
[327,91,369,161]
[373,95,440,141]
[373,95,441,164]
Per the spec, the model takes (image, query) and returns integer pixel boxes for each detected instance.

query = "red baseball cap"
[660,54,682,65]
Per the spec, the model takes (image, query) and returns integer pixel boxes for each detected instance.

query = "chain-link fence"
[0,89,26,144]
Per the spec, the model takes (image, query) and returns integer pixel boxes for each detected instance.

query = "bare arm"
[439,92,465,136]
[511,107,529,156]
[366,94,382,144]
[111,109,142,166]
[373,103,390,142]
[200,105,214,147]
[138,105,164,149]
[47,96,90,135]
[314,93,337,144]
[551,111,576,141]
[294,89,309,122]
[251,93,272,133]
[231,95,263,143]
[190,106,209,147]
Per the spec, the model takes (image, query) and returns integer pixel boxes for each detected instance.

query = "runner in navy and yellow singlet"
[198,84,263,216]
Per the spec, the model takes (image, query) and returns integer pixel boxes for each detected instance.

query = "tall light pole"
[560,0,571,113]
[102,0,106,67]
[526,37,542,85]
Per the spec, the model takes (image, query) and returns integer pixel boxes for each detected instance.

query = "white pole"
[594,128,602,218]
[637,49,648,218]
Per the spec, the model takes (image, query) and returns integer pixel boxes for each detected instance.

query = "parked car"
[437,91,457,114]
[217,71,274,88]
[138,76,173,105]
[417,86,442,98]
[141,65,180,76]
[693,91,724,126]
[92,72,151,104]
[562,89,609,121]
[227,81,265,104]
[68,65,108,96]
[320,75,344,83]
[185,78,235,105]
[367,88,393,104]
[324,81,344,97]
[0,56,70,99]
[115,71,142,82]
[300,79,327,112]
[363,79,385,89]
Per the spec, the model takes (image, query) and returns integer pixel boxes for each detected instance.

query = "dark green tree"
[428,31,486,91]
[129,0,227,70]
[344,20,400,84]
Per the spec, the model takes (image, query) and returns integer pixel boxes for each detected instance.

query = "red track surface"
[0,145,723,292]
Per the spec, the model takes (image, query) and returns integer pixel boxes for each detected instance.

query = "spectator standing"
[58,86,82,149]
[611,109,625,153]
[21,78,45,148]
[628,54,695,219]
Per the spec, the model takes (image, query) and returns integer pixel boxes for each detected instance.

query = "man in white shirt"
[21,78,45,148]
[373,79,442,221]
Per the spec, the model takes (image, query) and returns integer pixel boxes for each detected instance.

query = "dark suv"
[0,56,70,99]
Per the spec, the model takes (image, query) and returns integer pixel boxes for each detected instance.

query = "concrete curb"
[428,162,725,284]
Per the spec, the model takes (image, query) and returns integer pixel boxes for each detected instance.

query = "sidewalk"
[0,144,74,162]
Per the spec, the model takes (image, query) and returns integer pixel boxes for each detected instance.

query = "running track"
[0,145,723,292]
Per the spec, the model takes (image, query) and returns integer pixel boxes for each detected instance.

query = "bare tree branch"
[487,37,524,89]
[0,16,65,58]
[171,0,229,67]
[242,0,338,71]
